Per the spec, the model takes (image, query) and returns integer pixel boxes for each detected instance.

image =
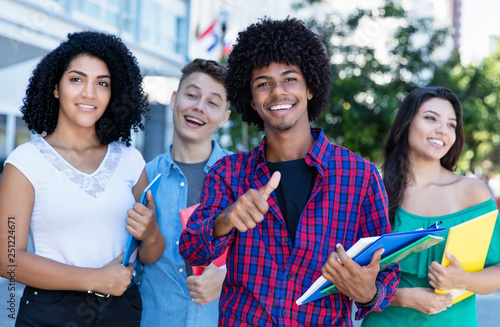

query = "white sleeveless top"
[5,138,145,268]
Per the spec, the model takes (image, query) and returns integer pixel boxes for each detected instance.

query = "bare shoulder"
[454,175,492,206]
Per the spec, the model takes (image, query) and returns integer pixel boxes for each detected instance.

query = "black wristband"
[356,284,380,308]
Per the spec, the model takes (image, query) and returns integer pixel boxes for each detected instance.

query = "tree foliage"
[431,47,500,174]
[218,0,500,174]
[302,0,450,164]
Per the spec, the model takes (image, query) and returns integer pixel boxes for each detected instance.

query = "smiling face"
[53,54,111,130]
[171,72,230,145]
[407,97,457,162]
[250,62,313,134]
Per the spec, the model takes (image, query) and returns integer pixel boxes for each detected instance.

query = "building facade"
[0,0,190,164]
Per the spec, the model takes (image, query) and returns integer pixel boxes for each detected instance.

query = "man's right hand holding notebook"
[322,243,385,304]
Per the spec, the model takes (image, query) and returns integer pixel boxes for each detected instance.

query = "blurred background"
[0,0,499,325]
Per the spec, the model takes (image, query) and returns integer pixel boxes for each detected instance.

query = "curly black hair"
[226,17,332,130]
[21,31,148,145]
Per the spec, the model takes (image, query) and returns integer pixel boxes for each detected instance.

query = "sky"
[461,0,500,63]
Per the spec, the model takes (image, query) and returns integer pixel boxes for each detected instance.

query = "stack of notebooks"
[296,223,446,305]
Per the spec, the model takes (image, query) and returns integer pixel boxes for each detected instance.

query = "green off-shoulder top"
[362,199,500,327]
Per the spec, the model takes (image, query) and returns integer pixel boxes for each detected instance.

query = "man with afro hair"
[180,18,400,326]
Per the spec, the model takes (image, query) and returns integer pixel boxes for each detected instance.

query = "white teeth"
[77,104,96,109]
[429,139,444,146]
[185,116,204,125]
[269,104,292,111]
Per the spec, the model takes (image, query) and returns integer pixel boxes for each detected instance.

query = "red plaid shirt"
[179,128,400,326]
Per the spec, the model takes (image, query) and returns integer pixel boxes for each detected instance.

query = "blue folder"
[296,222,446,305]
[121,173,162,265]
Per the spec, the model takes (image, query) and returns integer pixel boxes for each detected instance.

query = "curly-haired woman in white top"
[0,31,165,326]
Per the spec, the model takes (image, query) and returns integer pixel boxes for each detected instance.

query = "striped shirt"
[179,128,400,326]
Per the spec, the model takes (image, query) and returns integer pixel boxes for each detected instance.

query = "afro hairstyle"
[21,30,148,145]
[226,17,332,130]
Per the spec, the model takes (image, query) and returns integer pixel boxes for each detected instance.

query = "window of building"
[0,114,6,158]
[122,0,136,34]
[139,0,188,55]
[175,15,187,54]
[104,0,121,27]
[76,0,100,17]
[73,0,135,33]
[58,0,187,56]
[140,1,161,45]
[15,117,30,149]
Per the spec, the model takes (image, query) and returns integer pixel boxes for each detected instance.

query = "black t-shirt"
[267,158,317,246]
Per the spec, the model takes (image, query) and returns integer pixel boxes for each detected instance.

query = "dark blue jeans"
[15,284,142,327]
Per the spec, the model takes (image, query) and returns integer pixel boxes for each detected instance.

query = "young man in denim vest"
[139,59,231,326]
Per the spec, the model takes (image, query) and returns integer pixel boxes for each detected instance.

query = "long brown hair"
[382,87,464,224]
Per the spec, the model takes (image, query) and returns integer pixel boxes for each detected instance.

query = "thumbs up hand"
[213,172,281,238]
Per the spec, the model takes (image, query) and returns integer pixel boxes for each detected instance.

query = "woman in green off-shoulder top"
[362,87,500,327]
